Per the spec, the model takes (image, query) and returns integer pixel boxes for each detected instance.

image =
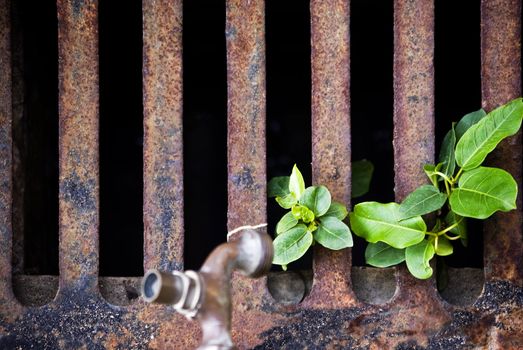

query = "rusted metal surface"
[391,0,451,338]
[57,0,99,291]
[307,0,354,309]
[481,0,523,286]
[10,0,24,275]
[1,0,523,349]
[0,0,17,312]
[226,0,266,230]
[143,0,184,273]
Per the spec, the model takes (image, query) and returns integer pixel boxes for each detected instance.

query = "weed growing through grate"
[351,98,523,279]
[268,161,373,270]
[268,98,523,278]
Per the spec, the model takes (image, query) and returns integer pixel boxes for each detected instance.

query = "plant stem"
[435,221,460,236]
[443,233,461,240]
[454,168,463,182]
[434,171,452,184]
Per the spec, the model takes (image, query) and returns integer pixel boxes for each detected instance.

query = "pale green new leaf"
[315,216,353,250]
[455,98,523,170]
[323,201,348,220]
[289,164,306,199]
[352,159,374,198]
[423,163,443,187]
[455,108,487,141]
[445,211,467,247]
[299,185,331,217]
[349,202,426,249]
[405,240,435,279]
[291,205,315,223]
[435,236,453,256]
[439,124,457,178]
[268,176,290,198]
[276,192,297,209]
[365,242,405,268]
[398,185,447,220]
[276,211,298,234]
[273,224,313,266]
[449,167,517,219]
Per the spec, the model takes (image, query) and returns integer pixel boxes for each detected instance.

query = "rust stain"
[306,0,355,309]
[142,0,184,272]
[393,0,435,201]
[57,0,99,291]
[481,0,523,285]
[391,0,450,337]
[226,0,266,230]
[1,0,523,349]
[0,0,15,307]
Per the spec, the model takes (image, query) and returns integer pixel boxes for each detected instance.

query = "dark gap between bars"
[11,0,59,276]
[266,0,312,272]
[183,0,228,270]
[350,0,395,266]
[434,0,483,269]
[99,0,143,277]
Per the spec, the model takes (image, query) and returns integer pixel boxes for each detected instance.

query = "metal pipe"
[142,228,273,350]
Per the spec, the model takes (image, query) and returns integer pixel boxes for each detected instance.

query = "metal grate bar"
[481,0,523,285]
[57,0,99,292]
[392,0,446,301]
[142,0,184,272]
[305,0,354,308]
[0,0,15,305]
[226,0,267,232]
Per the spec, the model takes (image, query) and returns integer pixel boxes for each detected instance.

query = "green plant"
[268,160,373,270]
[350,98,523,279]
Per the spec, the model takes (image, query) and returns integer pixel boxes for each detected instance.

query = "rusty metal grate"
[1,0,522,349]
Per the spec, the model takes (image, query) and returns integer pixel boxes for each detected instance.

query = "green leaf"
[314,216,353,250]
[299,186,331,217]
[276,192,297,209]
[398,185,447,220]
[449,166,517,219]
[352,159,374,198]
[349,202,426,249]
[439,124,457,178]
[276,212,298,234]
[455,108,487,141]
[455,98,523,170]
[365,242,405,268]
[445,211,467,247]
[291,205,315,223]
[423,163,443,187]
[268,176,290,198]
[435,236,453,256]
[273,224,313,266]
[289,164,306,199]
[323,201,348,220]
[405,240,435,279]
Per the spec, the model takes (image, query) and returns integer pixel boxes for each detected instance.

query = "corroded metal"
[481,0,523,285]
[307,0,354,309]
[57,0,99,291]
[143,0,184,272]
[0,0,16,309]
[391,0,451,336]
[1,0,523,349]
[226,0,266,230]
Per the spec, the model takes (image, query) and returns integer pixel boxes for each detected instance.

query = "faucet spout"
[141,228,273,350]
